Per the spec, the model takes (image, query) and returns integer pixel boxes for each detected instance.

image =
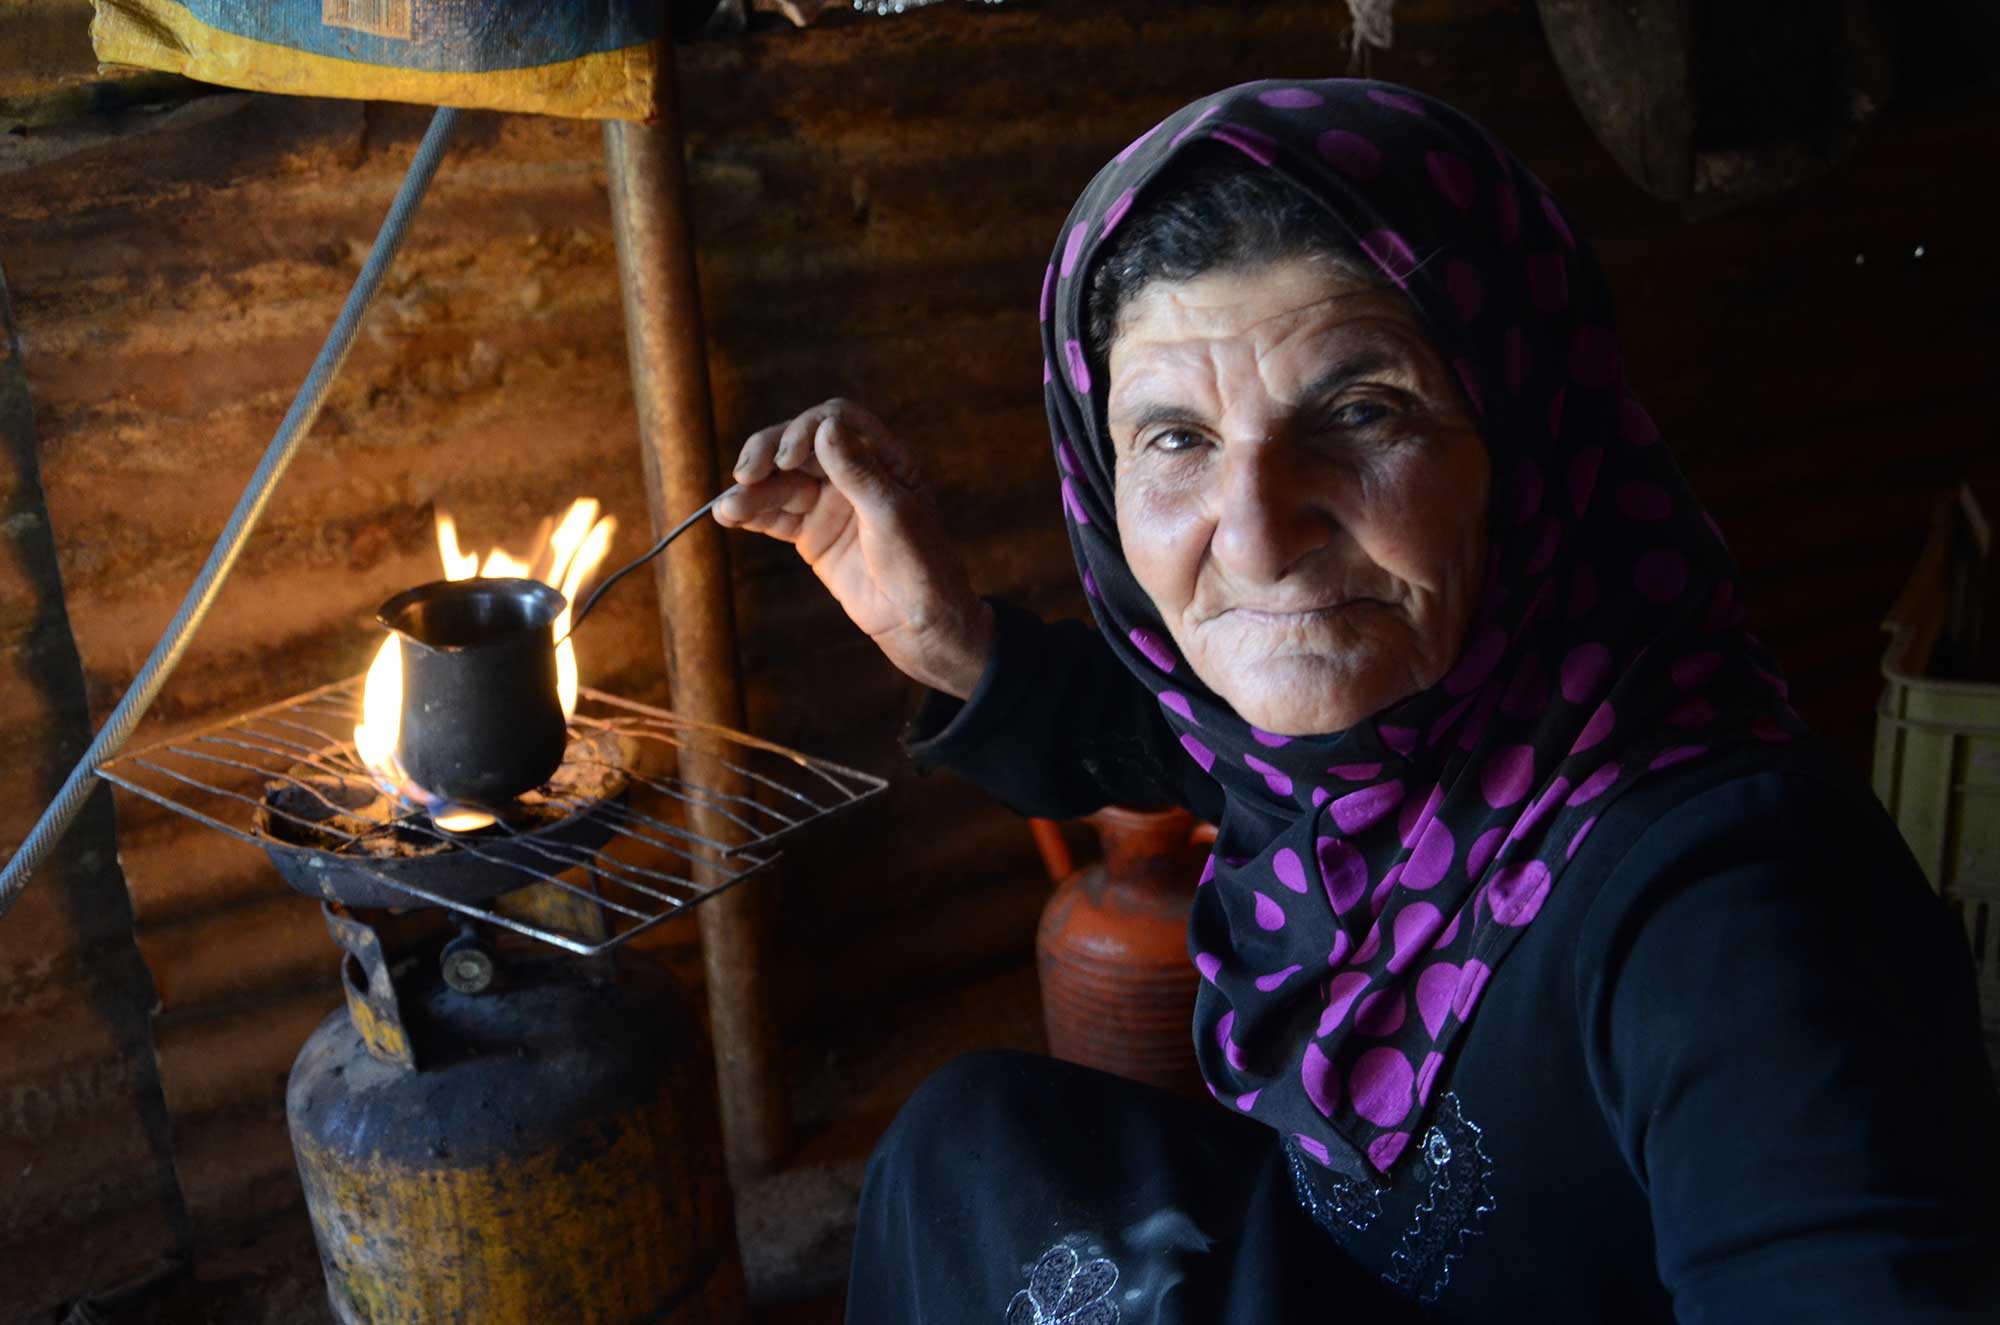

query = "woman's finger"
[827,400,926,489]
[713,469,828,538]
[776,408,830,471]
[739,397,878,486]
[813,415,905,525]
[732,423,787,484]
[725,505,806,543]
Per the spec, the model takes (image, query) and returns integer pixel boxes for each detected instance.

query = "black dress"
[844,603,2000,1323]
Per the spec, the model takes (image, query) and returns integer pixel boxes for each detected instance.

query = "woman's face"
[1106,256,1490,736]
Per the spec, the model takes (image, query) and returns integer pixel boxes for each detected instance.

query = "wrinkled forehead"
[1109,263,1393,347]
[1104,267,1456,432]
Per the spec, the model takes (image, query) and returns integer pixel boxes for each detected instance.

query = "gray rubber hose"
[0,105,462,920]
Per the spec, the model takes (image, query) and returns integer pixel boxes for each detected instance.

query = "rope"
[0,105,462,920]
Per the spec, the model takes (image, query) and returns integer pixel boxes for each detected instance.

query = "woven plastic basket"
[1874,488,2000,1033]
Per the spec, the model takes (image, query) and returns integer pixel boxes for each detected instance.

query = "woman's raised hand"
[716,399,995,700]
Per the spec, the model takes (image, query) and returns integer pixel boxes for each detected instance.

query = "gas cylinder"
[287,943,744,1325]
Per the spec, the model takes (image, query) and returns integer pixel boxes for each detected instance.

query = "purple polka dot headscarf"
[1040,80,1799,1180]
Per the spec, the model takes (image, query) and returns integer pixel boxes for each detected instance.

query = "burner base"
[255,728,632,908]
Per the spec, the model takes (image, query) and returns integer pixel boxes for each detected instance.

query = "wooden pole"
[603,48,790,1178]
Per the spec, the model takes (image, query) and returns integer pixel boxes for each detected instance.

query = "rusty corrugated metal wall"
[1,0,1995,1310]
[2,5,190,1311]
[0,274,183,1320]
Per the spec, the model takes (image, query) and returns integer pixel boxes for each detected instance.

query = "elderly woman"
[716,81,1998,1321]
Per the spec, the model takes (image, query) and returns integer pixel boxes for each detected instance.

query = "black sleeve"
[902,598,1224,822]
[1577,770,2000,1322]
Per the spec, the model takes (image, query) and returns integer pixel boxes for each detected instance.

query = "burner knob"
[441,933,496,995]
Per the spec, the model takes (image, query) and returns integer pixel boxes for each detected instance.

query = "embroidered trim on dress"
[1007,1243,1121,1324]
[1282,1139,1384,1240]
[1385,1092,1496,1303]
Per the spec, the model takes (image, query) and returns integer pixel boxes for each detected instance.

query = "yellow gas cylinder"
[287,949,744,1324]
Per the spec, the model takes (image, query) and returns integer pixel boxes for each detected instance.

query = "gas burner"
[99,675,886,954]
[255,726,634,910]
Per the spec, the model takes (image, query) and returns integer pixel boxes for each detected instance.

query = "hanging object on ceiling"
[1346,0,1395,63]
[1537,0,1895,208]
[850,0,1008,14]
[87,0,724,121]
[724,0,1009,27]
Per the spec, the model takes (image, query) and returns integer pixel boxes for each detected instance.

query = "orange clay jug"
[1033,805,1214,1100]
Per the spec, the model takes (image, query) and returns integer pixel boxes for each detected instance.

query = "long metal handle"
[0,106,462,920]
[562,488,729,639]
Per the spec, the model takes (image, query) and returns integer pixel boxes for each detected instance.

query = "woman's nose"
[1209,438,1333,583]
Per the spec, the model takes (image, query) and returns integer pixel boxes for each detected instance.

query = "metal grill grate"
[97,675,886,955]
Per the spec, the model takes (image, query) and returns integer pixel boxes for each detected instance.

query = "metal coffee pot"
[377,577,570,806]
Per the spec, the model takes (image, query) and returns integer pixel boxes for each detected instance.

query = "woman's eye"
[1149,428,1207,454]
[1327,399,1392,430]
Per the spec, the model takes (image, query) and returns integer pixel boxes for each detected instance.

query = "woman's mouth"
[1225,598,1382,626]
